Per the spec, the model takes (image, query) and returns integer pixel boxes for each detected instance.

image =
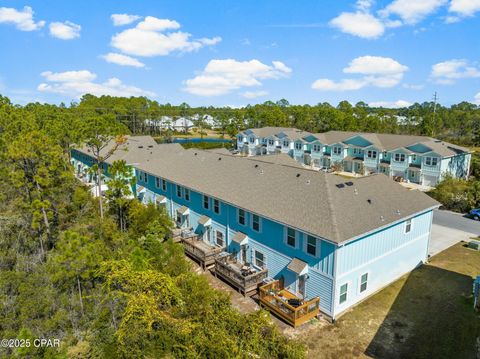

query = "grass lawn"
[298,243,480,359]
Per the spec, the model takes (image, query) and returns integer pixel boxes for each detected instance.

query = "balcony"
[259,280,320,328]
[214,253,268,296]
[182,236,224,270]
[171,227,197,243]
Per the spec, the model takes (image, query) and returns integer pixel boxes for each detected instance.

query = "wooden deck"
[259,280,320,328]
[214,253,268,296]
[182,236,224,270]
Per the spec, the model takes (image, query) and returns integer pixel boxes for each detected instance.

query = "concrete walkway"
[429,224,476,257]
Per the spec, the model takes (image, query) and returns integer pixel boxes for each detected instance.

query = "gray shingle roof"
[287,258,309,275]
[135,148,439,244]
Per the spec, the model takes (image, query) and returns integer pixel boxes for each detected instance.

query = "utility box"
[468,239,480,251]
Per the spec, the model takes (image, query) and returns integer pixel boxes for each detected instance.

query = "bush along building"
[237,128,471,187]
[71,136,439,326]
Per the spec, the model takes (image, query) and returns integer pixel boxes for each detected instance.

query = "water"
[172,137,231,144]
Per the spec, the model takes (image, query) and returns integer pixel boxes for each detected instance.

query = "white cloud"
[403,83,424,90]
[369,100,412,108]
[449,0,480,17]
[111,16,221,57]
[330,12,385,39]
[184,59,291,96]
[38,70,155,98]
[101,53,145,68]
[475,92,480,105]
[431,59,480,84]
[0,6,45,31]
[111,14,141,26]
[49,21,81,40]
[242,90,269,99]
[312,55,408,91]
[379,0,447,24]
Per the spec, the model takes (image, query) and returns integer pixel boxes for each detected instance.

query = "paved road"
[432,209,480,236]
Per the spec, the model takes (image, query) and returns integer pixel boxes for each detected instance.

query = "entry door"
[240,245,247,264]
[298,275,306,298]
[204,226,211,243]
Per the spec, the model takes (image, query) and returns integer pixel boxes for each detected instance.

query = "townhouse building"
[71,136,439,323]
[237,128,471,187]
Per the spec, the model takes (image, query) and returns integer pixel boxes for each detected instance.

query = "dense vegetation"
[0,95,304,358]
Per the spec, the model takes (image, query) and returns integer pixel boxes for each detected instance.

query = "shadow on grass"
[365,265,480,359]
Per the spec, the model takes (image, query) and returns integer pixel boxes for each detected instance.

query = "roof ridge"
[323,174,341,243]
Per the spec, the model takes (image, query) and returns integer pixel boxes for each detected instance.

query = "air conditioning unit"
[468,239,480,251]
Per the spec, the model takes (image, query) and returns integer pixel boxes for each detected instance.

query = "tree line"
[0,94,305,358]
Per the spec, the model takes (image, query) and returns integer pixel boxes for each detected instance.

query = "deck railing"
[214,254,268,296]
[259,280,320,328]
[182,236,224,269]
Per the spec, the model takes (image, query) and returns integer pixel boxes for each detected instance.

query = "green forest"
[1,93,480,358]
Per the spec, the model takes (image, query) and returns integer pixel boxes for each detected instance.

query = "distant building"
[237,128,471,187]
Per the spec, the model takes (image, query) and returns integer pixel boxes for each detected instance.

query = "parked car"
[469,208,480,220]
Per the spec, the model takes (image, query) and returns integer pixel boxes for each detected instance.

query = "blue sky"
[0,0,479,107]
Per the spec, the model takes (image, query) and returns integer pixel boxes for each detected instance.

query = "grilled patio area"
[214,253,268,296]
[259,280,320,328]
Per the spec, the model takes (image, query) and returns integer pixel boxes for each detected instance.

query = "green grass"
[299,243,480,359]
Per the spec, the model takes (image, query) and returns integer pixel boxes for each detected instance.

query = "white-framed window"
[295,142,303,150]
[353,148,363,155]
[425,156,438,166]
[394,153,406,162]
[176,185,182,198]
[251,214,261,232]
[238,208,246,225]
[360,273,368,293]
[306,235,317,256]
[254,250,265,268]
[313,144,321,152]
[203,195,210,210]
[367,150,377,159]
[238,135,243,142]
[213,199,220,214]
[333,146,342,155]
[405,218,412,233]
[144,173,148,183]
[161,179,167,191]
[268,139,274,146]
[184,188,190,201]
[249,137,255,144]
[286,227,296,248]
[138,171,144,182]
[412,154,417,161]
[339,283,348,304]
[283,140,289,147]
[155,177,161,188]
[215,230,224,247]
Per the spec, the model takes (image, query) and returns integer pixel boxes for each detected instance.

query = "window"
[138,171,143,182]
[425,157,438,166]
[286,227,296,247]
[306,235,317,256]
[213,199,220,214]
[203,195,210,210]
[215,231,224,247]
[283,140,289,147]
[360,273,368,293]
[238,209,246,225]
[333,146,342,155]
[161,179,167,191]
[412,154,417,161]
[144,173,148,183]
[313,144,321,152]
[155,177,161,188]
[249,137,255,144]
[295,142,303,150]
[339,283,348,304]
[184,188,190,201]
[176,185,182,198]
[254,250,265,268]
[367,150,377,159]
[353,148,362,155]
[405,219,412,233]
[394,153,405,162]
[268,139,274,146]
[252,214,261,232]
[238,135,243,142]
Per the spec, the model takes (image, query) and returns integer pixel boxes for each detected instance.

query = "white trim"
[358,271,370,294]
[253,248,266,269]
[338,281,349,306]
[284,226,297,249]
[237,208,247,226]
[303,234,319,258]
[251,213,262,233]
[213,198,221,215]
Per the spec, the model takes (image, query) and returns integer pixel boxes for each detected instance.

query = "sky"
[0,0,479,107]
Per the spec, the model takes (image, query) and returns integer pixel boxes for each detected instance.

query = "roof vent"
[336,183,345,189]
[138,146,144,149]
[396,209,401,215]
[194,152,198,156]
[354,188,358,195]
[380,215,385,221]
[367,199,372,204]
[148,145,153,148]
[345,181,354,186]
[306,179,311,185]
[260,169,264,174]
[218,157,222,161]
[296,173,301,178]
[254,164,259,168]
